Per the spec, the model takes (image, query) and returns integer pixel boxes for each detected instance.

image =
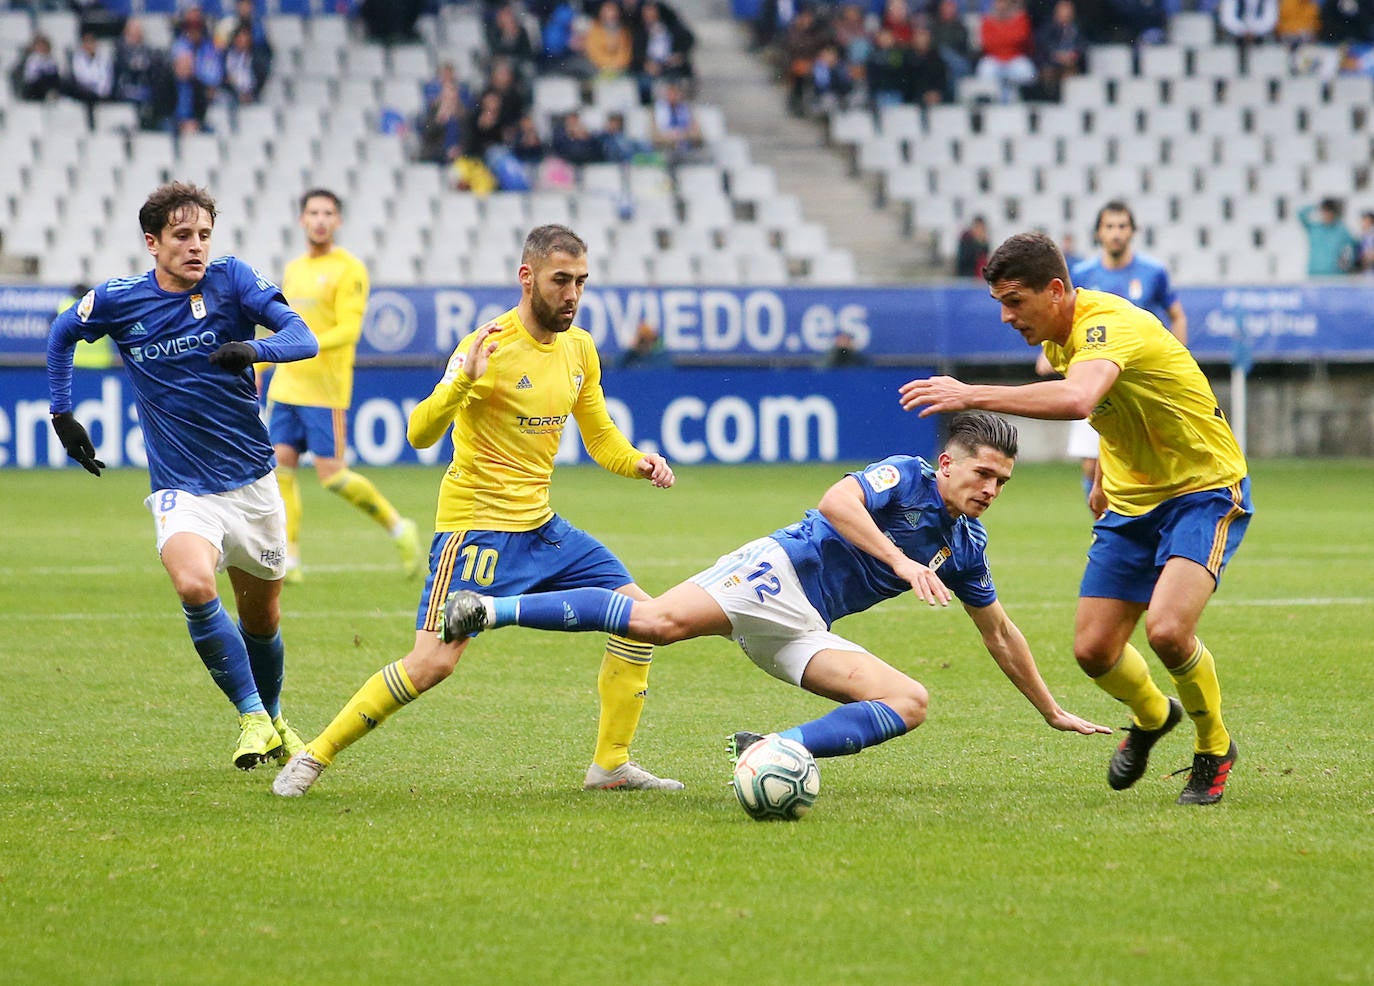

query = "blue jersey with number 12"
[769,455,997,628]
[48,256,316,495]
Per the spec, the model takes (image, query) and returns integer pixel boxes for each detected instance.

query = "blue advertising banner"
[0,366,937,471]
[6,282,1371,363]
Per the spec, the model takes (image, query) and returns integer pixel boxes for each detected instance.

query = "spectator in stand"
[955,215,990,277]
[171,6,223,106]
[586,0,635,78]
[832,3,874,73]
[359,0,422,43]
[633,0,695,105]
[810,42,856,112]
[553,109,605,164]
[222,24,270,105]
[599,109,653,161]
[754,0,803,51]
[880,0,915,45]
[782,5,833,115]
[417,74,466,164]
[165,46,209,135]
[479,57,528,132]
[1275,0,1321,44]
[67,28,115,125]
[464,89,511,162]
[618,323,673,369]
[1060,231,1082,269]
[865,27,916,108]
[1298,198,1359,276]
[1218,0,1279,53]
[1320,0,1374,43]
[909,23,949,106]
[12,33,62,101]
[422,61,467,108]
[536,0,595,78]
[215,0,272,70]
[1034,0,1086,102]
[651,79,703,159]
[486,3,538,79]
[930,0,973,99]
[1359,211,1374,273]
[977,0,1037,103]
[114,18,166,129]
[511,114,547,165]
[815,328,868,368]
[1099,0,1168,45]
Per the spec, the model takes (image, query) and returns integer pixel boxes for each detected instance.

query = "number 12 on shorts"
[748,560,781,601]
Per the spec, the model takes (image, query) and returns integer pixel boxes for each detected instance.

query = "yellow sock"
[1169,639,1230,756]
[324,468,401,532]
[277,465,302,555]
[306,660,418,766]
[1092,642,1172,730]
[592,637,653,770]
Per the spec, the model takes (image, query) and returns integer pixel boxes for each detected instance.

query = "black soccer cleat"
[1176,740,1238,806]
[1107,697,1184,790]
[439,590,488,643]
[727,730,765,766]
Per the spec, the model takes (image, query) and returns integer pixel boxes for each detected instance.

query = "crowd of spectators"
[410,0,702,194]
[751,0,1374,116]
[8,1,273,134]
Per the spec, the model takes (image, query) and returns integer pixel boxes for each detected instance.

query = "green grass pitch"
[2,459,1372,985]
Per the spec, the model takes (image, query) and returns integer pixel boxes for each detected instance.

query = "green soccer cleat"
[233,711,284,770]
[394,518,423,579]
[282,565,304,586]
[273,715,305,765]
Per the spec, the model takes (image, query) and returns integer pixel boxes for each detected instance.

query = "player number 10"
[458,544,498,586]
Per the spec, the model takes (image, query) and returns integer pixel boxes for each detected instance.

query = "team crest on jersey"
[1128,279,1143,300]
[76,289,95,322]
[190,294,207,319]
[863,464,901,492]
[1084,325,1107,348]
[928,546,951,572]
[516,374,533,390]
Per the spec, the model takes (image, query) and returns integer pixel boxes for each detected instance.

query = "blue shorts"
[1081,478,1252,604]
[267,402,346,459]
[414,514,634,632]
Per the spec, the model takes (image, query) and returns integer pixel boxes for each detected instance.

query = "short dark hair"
[945,412,1018,460]
[982,231,1070,290]
[1094,199,1135,233]
[139,181,217,236]
[522,224,587,265]
[299,188,342,214]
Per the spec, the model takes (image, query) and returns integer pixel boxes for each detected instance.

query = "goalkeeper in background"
[264,188,421,583]
[273,224,682,798]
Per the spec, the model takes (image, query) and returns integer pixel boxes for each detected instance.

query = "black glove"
[209,341,257,373]
[51,412,105,476]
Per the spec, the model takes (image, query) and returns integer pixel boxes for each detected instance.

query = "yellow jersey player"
[265,188,421,583]
[900,231,1250,806]
[273,224,682,797]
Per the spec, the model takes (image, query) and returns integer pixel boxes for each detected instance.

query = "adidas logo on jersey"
[516,375,533,390]
[129,321,147,336]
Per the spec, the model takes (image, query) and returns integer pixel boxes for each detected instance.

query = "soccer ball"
[731,735,820,821]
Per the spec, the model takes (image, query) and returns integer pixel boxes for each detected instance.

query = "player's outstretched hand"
[208,341,257,373]
[898,376,973,417]
[51,412,105,476]
[1045,708,1113,735]
[893,556,951,607]
[637,453,675,489]
[462,321,502,380]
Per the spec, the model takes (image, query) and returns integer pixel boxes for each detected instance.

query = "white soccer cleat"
[272,750,326,797]
[584,761,685,791]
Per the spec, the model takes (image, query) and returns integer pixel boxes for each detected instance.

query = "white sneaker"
[272,751,326,797]
[584,761,685,791]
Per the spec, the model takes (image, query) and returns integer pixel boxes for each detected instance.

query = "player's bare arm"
[818,476,951,607]
[898,361,1120,420]
[965,600,1111,735]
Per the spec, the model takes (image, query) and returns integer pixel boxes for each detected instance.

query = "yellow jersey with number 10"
[1043,288,1246,516]
[408,307,647,533]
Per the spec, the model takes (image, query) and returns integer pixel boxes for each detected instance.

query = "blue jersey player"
[440,413,1109,769]
[47,181,320,771]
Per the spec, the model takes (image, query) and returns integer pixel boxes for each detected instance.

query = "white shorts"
[1066,418,1100,459]
[688,536,867,686]
[144,473,287,580]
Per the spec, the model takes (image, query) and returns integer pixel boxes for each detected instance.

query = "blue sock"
[239,623,284,719]
[494,587,632,635]
[779,700,908,758]
[183,599,264,715]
